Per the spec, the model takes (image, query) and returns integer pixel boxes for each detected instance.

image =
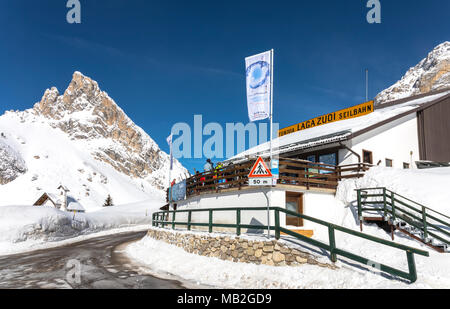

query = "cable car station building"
[167,89,450,236]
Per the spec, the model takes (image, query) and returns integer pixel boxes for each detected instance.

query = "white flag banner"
[166,134,173,147]
[167,134,173,171]
[245,50,272,122]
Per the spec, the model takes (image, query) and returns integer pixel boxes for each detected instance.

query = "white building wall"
[339,113,420,169]
[175,188,283,230]
[302,192,338,230]
[173,187,337,233]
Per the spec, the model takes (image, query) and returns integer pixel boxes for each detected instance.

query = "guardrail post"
[172,211,176,230]
[209,210,213,233]
[188,211,192,231]
[407,251,417,283]
[391,191,396,222]
[422,207,428,240]
[357,190,363,231]
[383,188,387,219]
[236,209,241,236]
[328,226,337,263]
[164,211,168,228]
[275,209,280,240]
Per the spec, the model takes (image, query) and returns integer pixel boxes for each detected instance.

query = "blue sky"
[0,1,449,173]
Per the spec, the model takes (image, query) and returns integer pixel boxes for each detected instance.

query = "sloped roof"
[67,201,85,212]
[228,90,450,162]
[46,193,62,204]
[57,185,70,192]
[33,192,62,206]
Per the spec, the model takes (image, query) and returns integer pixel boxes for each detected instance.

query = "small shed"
[33,193,62,209]
[67,201,86,213]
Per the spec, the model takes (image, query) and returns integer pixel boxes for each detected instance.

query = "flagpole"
[167,134,173,208]
[267,48,274,239]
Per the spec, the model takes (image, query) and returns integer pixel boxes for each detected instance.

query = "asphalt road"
[0,231,185,289]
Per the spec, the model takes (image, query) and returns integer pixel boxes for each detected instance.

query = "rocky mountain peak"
[29,72,186,189]
[36,71,106,119]
[376,41,450,104]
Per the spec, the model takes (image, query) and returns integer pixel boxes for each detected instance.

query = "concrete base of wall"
[147,228,336,269]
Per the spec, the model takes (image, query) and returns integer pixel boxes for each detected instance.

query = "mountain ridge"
[0,72,186,209]
[376,41,450,104]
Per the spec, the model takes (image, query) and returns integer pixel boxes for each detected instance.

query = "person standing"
[204,159,214,173]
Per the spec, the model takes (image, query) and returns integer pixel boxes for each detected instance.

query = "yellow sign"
[278,101,374,137]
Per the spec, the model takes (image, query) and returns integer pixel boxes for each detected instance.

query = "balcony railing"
[167,158,372,202]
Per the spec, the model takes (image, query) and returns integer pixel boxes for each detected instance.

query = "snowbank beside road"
[127,232,449,289]
[0,198,163,256]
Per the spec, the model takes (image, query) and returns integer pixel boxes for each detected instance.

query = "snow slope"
[337,166,450,214]
[0,72,188,255]
[0,71,187,211]
[0,114,161,210]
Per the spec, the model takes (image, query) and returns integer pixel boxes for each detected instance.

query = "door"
[285,192,304,227]
[418,98,450,162]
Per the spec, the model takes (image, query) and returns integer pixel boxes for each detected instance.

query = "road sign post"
[248,157,273,238]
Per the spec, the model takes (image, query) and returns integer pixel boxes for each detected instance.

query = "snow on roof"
[57,185,70,191]
[46,193,62,204]
[67,202,85,212]
[228,91,450,162]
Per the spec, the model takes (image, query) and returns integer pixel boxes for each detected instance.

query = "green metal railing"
[152,206,429,283]
[356,188,450,248]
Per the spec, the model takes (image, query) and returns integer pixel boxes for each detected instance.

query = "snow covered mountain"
[0,72,187,210]
[376,41,450,104]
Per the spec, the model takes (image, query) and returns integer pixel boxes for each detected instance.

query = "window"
[307,155,316,163]
[319,153,337,175]
[319,153,337,166]
[403,163,410,169]
[385,159,393,167]
[363,150,373,164]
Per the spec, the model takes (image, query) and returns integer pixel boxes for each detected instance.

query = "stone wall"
[147,228,335,269]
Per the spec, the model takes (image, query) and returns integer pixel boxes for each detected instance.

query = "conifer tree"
[103,194,114,207]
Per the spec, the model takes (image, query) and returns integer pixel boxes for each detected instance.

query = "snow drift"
[0,198,164,256]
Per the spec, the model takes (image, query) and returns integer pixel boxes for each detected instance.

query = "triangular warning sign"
[248,157,273,178]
